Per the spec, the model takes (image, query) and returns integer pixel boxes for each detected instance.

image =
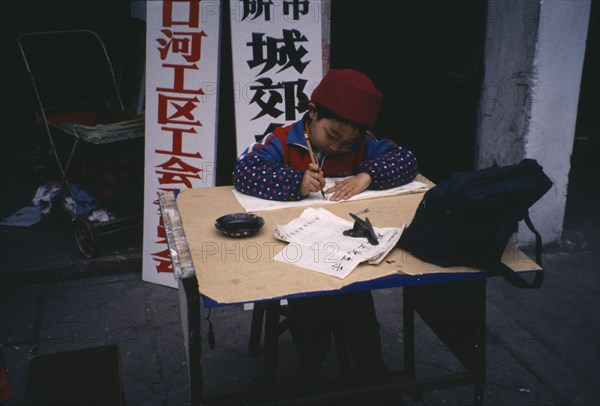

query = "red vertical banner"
[144,0,221,287]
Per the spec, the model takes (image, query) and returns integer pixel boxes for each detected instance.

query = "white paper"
[232,179,428,212]
[273,208,404,279]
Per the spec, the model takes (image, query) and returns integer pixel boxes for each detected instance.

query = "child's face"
[307,107,361,154]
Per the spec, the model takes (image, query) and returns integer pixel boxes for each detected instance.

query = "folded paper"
[273,207,404,279]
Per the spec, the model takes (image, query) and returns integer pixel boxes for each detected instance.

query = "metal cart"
[18,30,144,257]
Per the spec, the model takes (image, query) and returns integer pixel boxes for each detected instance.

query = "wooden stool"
[248,301,290,356]
[248,301,354,386]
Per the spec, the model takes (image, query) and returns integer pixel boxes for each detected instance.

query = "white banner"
[144,0,221,287]
[230,0,326,155]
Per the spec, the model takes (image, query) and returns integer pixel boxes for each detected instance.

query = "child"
[233,69,417,201]
[233,69,418,381]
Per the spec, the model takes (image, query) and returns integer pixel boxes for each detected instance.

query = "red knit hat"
[310,69,383,127]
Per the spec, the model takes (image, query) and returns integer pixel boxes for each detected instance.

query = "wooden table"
[159,185,541,405]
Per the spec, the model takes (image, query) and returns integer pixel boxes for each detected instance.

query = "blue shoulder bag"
[398,159,553,288]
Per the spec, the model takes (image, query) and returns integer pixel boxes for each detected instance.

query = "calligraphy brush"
[304,123,326,199]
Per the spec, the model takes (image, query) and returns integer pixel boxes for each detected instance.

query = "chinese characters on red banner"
[146,0,220,279]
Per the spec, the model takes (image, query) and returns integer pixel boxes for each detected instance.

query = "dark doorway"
[564,0,599,240]
[330,1,486,182]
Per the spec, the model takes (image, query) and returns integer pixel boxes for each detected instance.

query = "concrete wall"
[476,0,591,244]
[476,1,540,168]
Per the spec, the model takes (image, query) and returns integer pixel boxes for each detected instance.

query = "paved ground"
[0,146,598,405]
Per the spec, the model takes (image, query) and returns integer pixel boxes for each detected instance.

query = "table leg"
[403,292,416,380]
[403,289,422,401]
[263,300,281,387]
[179,277,203,405]
[249,302,266,356]
[404,279,486,405]
[331,324,353,380]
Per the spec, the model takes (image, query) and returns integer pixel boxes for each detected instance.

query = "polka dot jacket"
[233,116,418,201]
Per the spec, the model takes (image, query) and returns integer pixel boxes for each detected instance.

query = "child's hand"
[300,163,326,197]
[325,173,372,201]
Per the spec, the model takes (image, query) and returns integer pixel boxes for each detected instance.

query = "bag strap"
[490,211,544,289]
[523,211,543,266]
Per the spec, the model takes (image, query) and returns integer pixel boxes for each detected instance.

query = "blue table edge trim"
[200,269,541,308]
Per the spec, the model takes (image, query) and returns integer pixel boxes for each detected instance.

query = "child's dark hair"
[314,104,368,134]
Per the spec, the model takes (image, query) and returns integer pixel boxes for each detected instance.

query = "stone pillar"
[476,0,591,244]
